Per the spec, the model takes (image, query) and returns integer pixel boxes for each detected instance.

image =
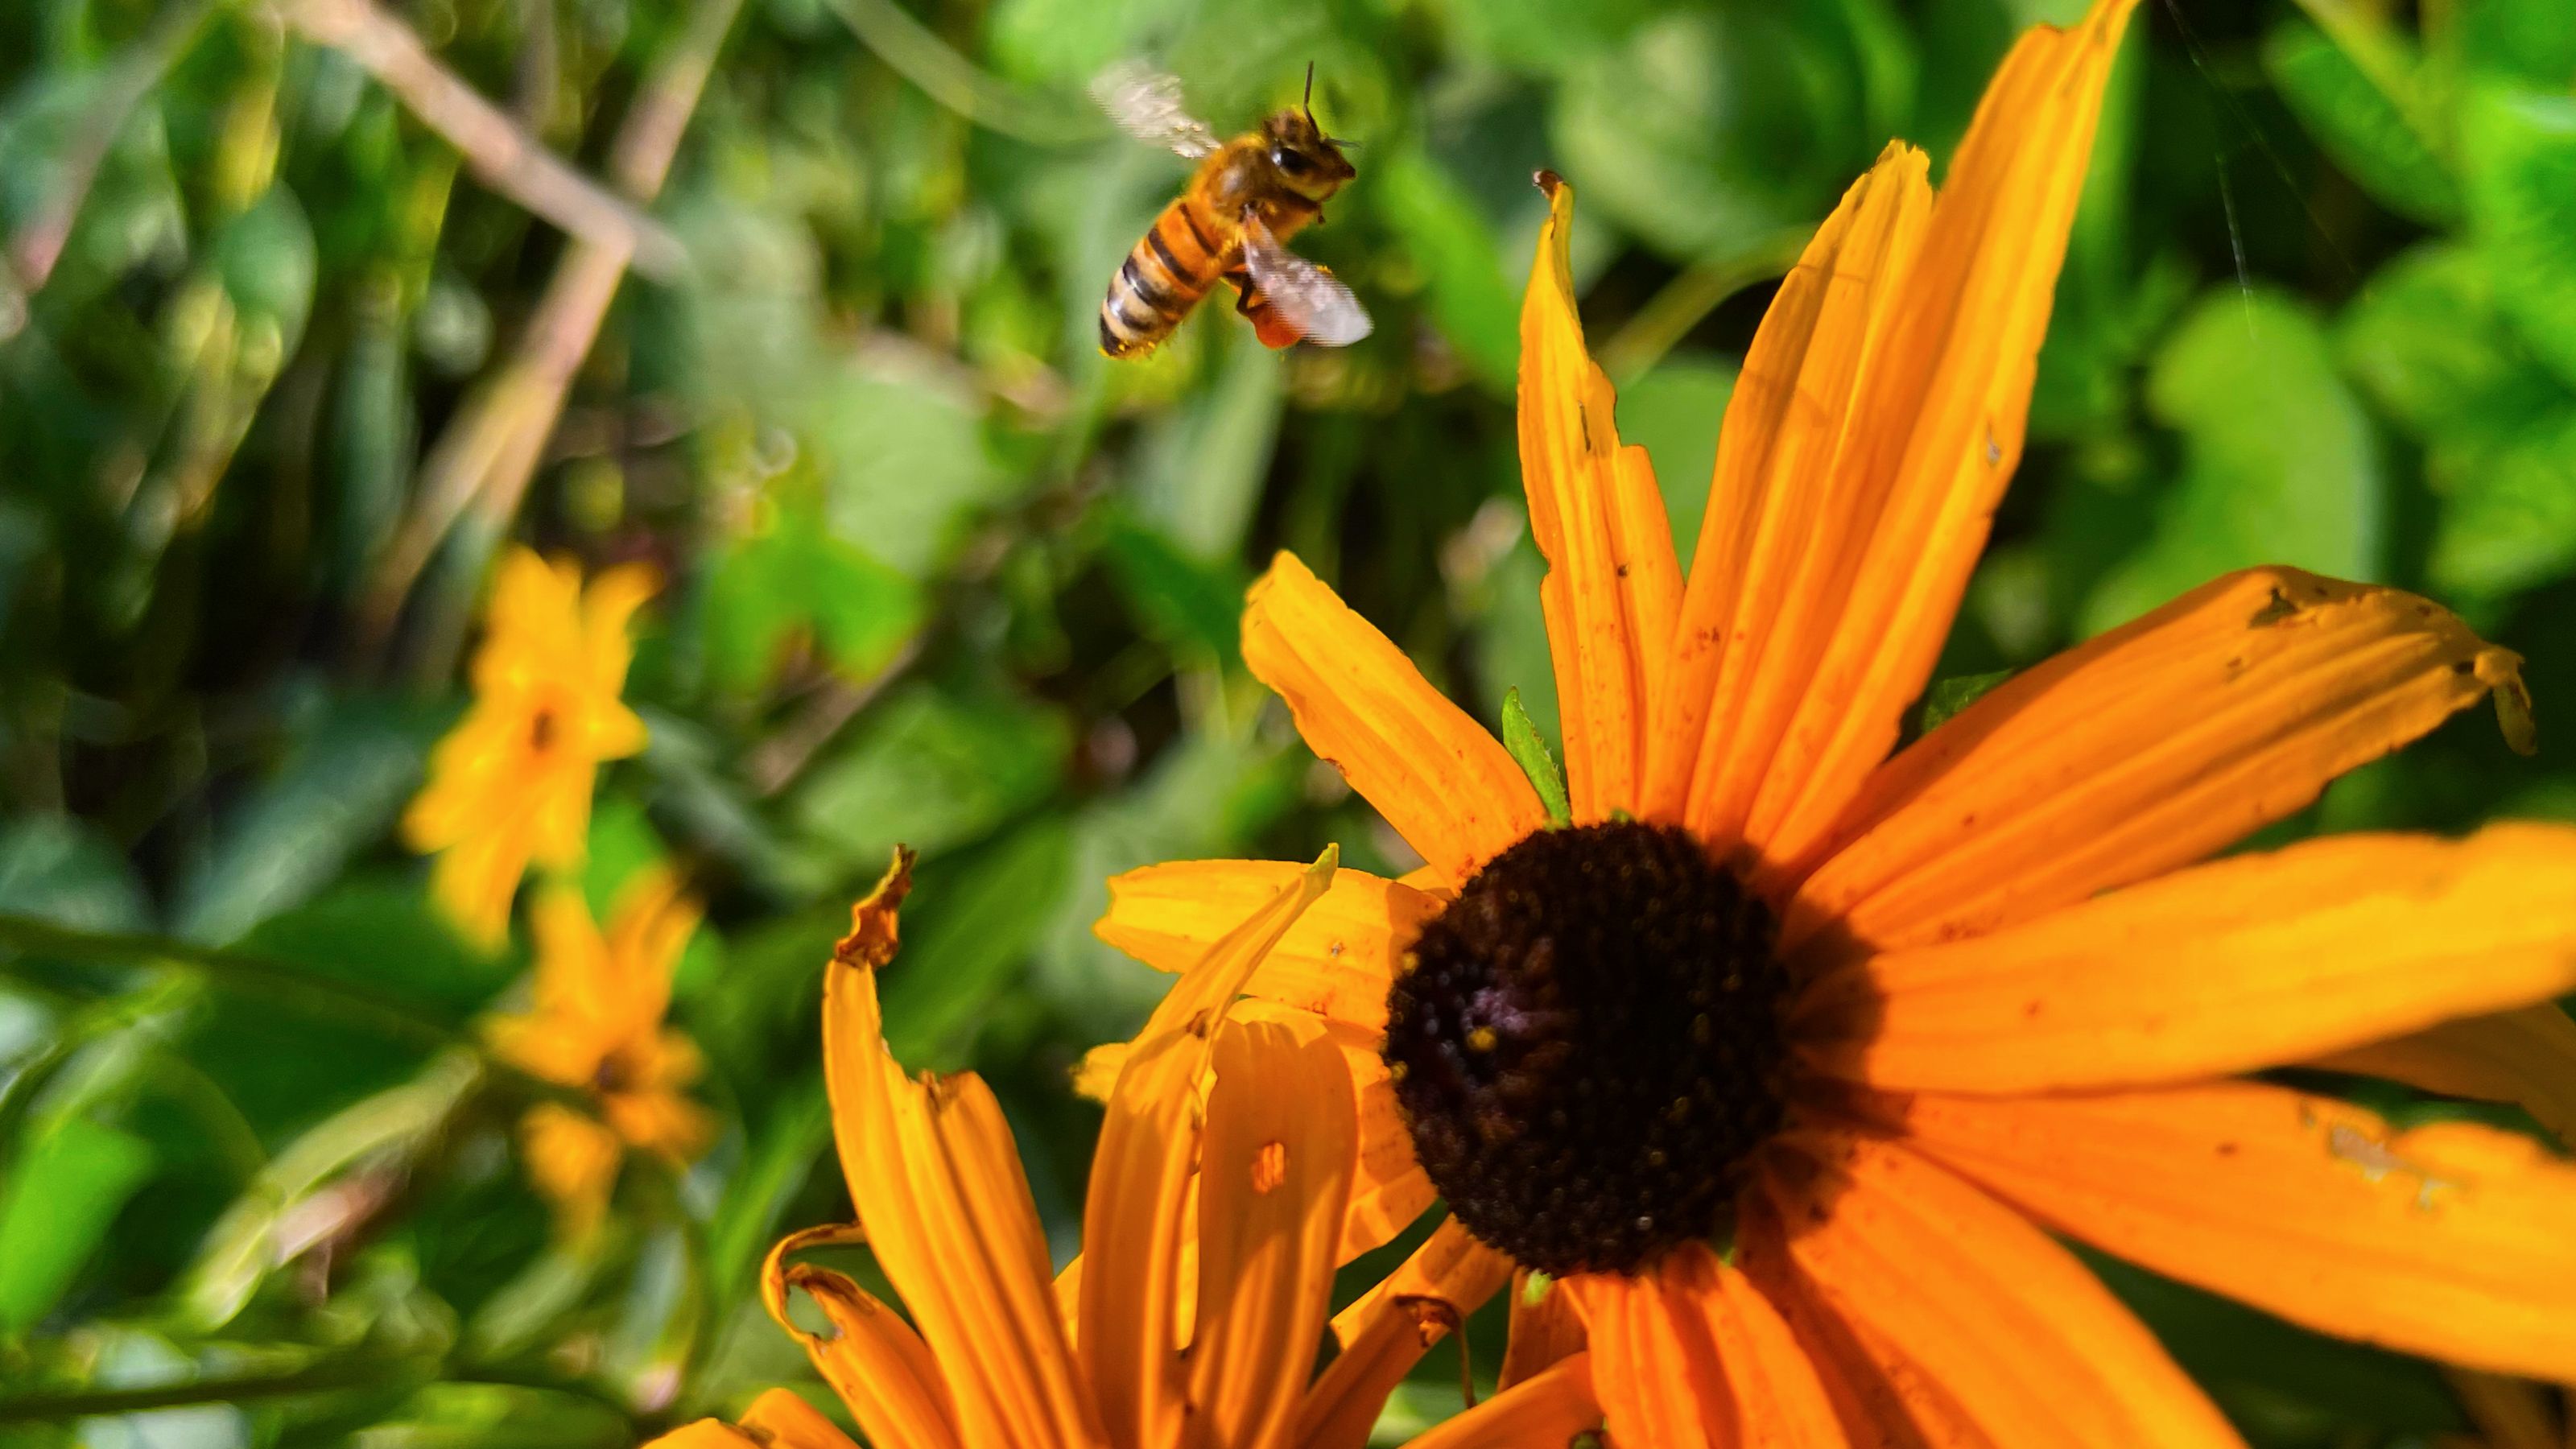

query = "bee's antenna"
[1302,61,1317,126]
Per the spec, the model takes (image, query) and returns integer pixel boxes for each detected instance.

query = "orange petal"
[1697,1256,1851,1449]
[1802,824,2576,1093]
[1739,0,2145,871]
[1570,1263,1721,1449]
[1785,568,2533,959]
[1735,1192,1996,1449]
[1644,0,2133,864]
[520,1102,621,1238]
[1893,1080,2576,1382]
[1186,1015,1359,1449]
[1245,553,1546,886]
[1071,1042,1126,1104]
[737,1389,865,1449]
[580,559,658,700]
[1767,1132,2240,1446]
[1649,144,1933,836]
[1098,860,1435,1033]
[1084,851,1338,1449]
[1519,174,1681,820]
[820,860,1100,1448]
[1569,1245,1847,1449]
[425,817,532,951]
[2310,1004,2576,1147]
[1299,1217,1513,1449]
[1233,1001,1435,1261]
[1499,1269,1587,1392]
[1396,1353,1604,1449]
[599,866,700,1031]
[782,1264,965,1449]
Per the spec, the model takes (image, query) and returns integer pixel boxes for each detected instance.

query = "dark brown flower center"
[1381,819,1791,1277]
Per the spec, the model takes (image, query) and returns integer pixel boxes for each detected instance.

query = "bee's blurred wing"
[1092,61,1220,159]
[1242,216,1373,347]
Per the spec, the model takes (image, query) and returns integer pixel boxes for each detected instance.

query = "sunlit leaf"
[2084,291,2382,634]
[2263,19,2458,228]
[0,1116,153,1332]
[791,683,1071,874]
[2458,82,2576,394]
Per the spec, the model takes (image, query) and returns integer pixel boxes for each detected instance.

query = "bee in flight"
[1090,61,1373,359]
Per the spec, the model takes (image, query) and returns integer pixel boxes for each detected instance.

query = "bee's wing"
[1241,215,1373,347]
[1091,61,1220,159]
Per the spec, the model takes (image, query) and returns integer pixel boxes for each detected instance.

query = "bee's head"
[1261,72,1356,201]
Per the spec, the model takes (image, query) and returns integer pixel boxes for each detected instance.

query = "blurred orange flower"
[1087,1,2576,1444]
[485,869,709,1237]
[403,547,654,948]
[646,849,1546,1449]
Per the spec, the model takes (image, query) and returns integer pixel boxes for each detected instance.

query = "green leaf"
[237,878,509,1018]
[1444,0,1654,75]
[0,1116,154,1332]
[1038,726,1302,1035]
[1501,687,1571,828]
[703,514,924,693]
[1551,10,1854,262]
[2335,242,2559,439]
[2450,0,2576,90]
[2459,82,2576,394]
[1376,146,1519,388]
[1100,514,1247,663]
[807,361,1013,578]
[1613,356,1737,572]
[178,1051,480,1331]
[791,683,1071,875]
[2427,407,2576,601]
[1914,670,2015,737]
[2262,19,2458,228]
[2334,242,2576,602]
[0,815,149,933]
[881,820,1075,1070]
[2083,291,2382,635]
[215,186,319,357]
[173,696,438,945]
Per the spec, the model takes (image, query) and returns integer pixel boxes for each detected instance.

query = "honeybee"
[1091,61,1373,359]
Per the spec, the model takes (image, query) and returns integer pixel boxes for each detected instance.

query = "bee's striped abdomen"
[1099,193,1225,358]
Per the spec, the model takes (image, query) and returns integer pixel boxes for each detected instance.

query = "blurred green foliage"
[1,0,2573,1442]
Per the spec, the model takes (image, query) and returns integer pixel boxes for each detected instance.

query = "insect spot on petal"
[1251,1141,1289,1194]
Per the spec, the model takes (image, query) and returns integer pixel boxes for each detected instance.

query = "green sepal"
[1502,687,1572,828]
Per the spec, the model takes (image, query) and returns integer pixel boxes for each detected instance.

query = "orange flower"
[485,869,709,1236]
[402,547,654,948]
[1091,2,2576,1443]
[648,849,1522,1449]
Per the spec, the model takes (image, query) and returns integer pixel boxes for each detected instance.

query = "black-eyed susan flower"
[1090,1,2576,1442]
[402,547,654,949]
[484,868,709,1236]
[648,848,1518,1449]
